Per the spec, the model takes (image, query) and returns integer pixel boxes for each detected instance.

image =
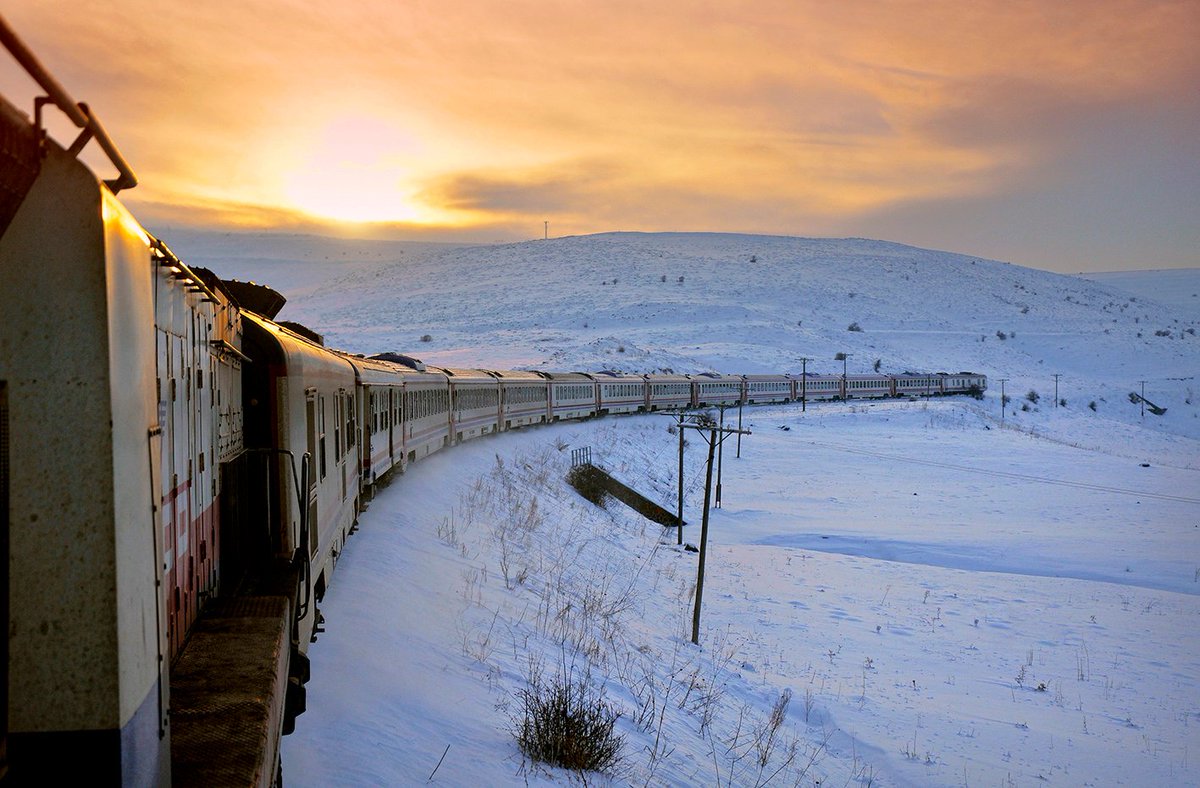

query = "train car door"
[388,388,395,467]
[305,390,319,557]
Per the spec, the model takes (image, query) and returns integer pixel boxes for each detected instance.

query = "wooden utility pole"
[800,357,809,412]
[683,419,751,646]
[1053,373,1061,407]
[676,411,685,544]
[691,428,717,645]
[1140,380,1146,420]
[998,378,1009,424]
[716,405,725,508]
[736,398,743,458]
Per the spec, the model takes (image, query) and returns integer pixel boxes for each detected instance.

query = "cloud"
[3,0,1196,270]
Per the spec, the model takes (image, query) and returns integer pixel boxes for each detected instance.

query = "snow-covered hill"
[167,229,1199,786]
[174,230,1200,441]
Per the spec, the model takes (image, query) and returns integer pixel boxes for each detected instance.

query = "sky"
[2,1,1197,272]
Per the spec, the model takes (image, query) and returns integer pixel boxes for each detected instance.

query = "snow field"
[283,401,1199,786]
[175,229,1199,785]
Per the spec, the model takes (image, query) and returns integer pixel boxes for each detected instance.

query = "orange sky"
[3,1,1197,271]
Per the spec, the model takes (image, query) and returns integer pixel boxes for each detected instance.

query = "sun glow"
[283,116,437,225]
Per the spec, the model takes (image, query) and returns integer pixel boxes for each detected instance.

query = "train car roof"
[431,366,498,383]
[592,371,644,381]
[367,351,427,371]
[243,312,358,376]
[644,374,692,383]
[488,370,547,382]
[742,373,791,381]
[338,352,448,385]
[539,371,595,382]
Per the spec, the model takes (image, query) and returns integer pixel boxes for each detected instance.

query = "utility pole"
[736,397,743,458]
[800,357,809,412]
[692,427,717,646]
[676,411,685,545]
[1053,374,1061,407]
[684,419,751,646]
[543,220,548,240]
[1139,380,1146,420]
[842,353,851,379]
[998,378,1008,425]
[716,405,725,508]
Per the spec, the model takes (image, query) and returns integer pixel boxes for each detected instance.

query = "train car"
[892,372,940,398]
[843,374,893,399]
[595,371,647,414]
[798,374,844,402]
[398,366,451,465]
[742,374,792,405]
[692,372,743,407]
[343,354,406,487]
[240,313,360,623]
[441,367,500,445]
[941,372,987,395]
[494,370,550,430]
[646,374,694,411]
[543,371,599,421]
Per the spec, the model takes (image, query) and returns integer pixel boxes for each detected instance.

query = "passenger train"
[0,20,984,786]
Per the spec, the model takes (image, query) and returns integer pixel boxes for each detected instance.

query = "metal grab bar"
[0,14,138,192]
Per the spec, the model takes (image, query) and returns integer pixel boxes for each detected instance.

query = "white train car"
[892,372,940,398]
[844,374,892,399]
[595,371,647,414]
[941,372,987,395]
[543,371,598,421]
[399,367,451,465]
[240,314,360,608]
[743,374,792,405]
[344,354,406,486]
[692,372,743,407]
[798,374,844,402]
[646,374,693,411]
[494,370,550,430]
[442,367,500,445]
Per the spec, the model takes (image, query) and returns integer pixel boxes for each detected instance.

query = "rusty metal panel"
[0,98,41,237]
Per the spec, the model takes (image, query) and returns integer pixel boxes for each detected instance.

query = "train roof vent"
[278,321,324,346]
[368,352,426,371]
[221,279,288,319]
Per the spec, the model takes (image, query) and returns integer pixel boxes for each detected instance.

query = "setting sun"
[283,116,436,224]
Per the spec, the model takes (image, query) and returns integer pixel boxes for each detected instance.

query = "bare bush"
[513,662,624,774]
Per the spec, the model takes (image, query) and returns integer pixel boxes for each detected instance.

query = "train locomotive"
[0,20,984,786]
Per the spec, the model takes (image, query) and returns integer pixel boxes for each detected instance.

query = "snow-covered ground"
[169,231,1199,785]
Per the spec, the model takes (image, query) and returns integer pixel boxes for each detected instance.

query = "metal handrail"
[0,14,137,192]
